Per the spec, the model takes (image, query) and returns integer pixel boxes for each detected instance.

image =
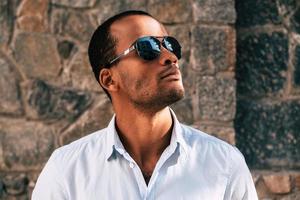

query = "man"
[32,10,258,200]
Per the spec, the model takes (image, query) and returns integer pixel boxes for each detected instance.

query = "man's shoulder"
[50,127,108,165]
[180,124,243,160]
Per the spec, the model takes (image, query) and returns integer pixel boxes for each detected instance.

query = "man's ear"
[99,68,119,92]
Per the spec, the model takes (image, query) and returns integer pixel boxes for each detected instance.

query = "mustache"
[158,64,181,79]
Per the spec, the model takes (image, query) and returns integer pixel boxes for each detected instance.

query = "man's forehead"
[110,15,168,42]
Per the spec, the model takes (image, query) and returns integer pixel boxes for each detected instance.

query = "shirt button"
[129,162,135,168]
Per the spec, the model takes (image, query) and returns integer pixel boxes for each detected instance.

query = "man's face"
[110,15,185,110]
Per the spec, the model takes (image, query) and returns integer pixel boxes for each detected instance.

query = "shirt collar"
[105,107,188,161]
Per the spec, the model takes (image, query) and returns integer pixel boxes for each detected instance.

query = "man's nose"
[158,46,178,66]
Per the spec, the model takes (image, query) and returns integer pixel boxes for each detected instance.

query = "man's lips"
[159,66,181,80]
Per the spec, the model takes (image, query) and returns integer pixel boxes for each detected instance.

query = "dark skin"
[99,15,185,185]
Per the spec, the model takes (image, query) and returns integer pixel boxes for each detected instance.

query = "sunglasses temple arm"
[109,46,136,65]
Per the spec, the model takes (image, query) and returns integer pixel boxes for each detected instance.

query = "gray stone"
[193,0,236,24]
[235,99,300,169]
[197,76,236,121]
[236,32,288,97]
[193,124,235,144]
[0,52,23,115]
[1,120,55,169]
[60,95,113,145]
[170,97,194,125]
[22,79,92,122]
[2,174,28,195]
[236,0,281,27]
[294,45,300,87]
[62,52,101,92]
[51,9,96,43]
[148,0,192,23]
[0,0,16,46]
[57,40,76,60]
[13,33,61,81]
[92,0,147,24]
[191,25,235,75]
[51,0,96,8]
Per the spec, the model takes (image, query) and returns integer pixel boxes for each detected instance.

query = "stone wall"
[0,0,298,199]
[235,0,300,199]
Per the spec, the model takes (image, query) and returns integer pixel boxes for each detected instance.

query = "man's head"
[88,10,184,111]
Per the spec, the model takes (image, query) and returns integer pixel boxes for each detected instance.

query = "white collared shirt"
[32,109,258,200]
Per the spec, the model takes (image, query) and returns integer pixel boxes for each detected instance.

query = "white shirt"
[32,108,258,200]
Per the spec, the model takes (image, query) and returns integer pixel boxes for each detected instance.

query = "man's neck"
[114,106,173,172]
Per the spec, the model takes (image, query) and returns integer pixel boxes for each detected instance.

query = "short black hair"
[88,10,153,101]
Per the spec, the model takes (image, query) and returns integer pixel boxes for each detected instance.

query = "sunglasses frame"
[108,36,181,66]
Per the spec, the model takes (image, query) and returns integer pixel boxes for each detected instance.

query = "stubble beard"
[131,86,185,112]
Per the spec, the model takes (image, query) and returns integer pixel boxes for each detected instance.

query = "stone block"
[191,25,235,75]
[236,32,288,97]
[235,100,300,169]
[288,6,300,34]
[294,45,300,86]
[61,52,101,92]
[0,119,56,169]
[21,79,92,123]
[51,0,96,8]
[0,0,16,46]
[236,0,281,27]
[192,123,235,144]
[263,174,291,194]
[148,0,192,23]
[0,52,23,115]
[193,0,236,24]
[16,0,49,32]
[92,0,147,24]
[51,9,96,43]
[13,33,61,81]
[60,95,113,145]
[2,174,28,196]
[170,97,194,125]
[197,76,236,121]
[57,40,76,60]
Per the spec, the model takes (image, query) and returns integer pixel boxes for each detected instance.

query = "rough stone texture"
[0,52,22,115]
[60,95,113,145]
[13,33,61,81]
[263,174,291,194]
[191,25,235,75]
[193,124,235,144]
[148,0,192,23]
[294,45,300,86]
[170,97,194,125]
[0,0,16,46]
[92,0,147,24]
[57,40,76,60]
[0,119,55,170]
[235,99,300,169]
[51,9,97,43]
[236,0,281,27]
[61,52,101,92]
[290,7,300,34]
[21,79,92,123]
[236,32,288,97]
[193,0,236,23]
[197,76,236,121]
[51,0,97,8]
[2,174,28,196]
[16,0,49,32]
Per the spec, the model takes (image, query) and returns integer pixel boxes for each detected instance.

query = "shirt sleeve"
[31,150,67,200]
[223,147,258,200]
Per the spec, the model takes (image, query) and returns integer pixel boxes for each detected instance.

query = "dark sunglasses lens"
[163,37,181,59]
[136,37,160,60]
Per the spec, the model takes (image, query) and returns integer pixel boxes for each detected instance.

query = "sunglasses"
[108,36,181,65]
